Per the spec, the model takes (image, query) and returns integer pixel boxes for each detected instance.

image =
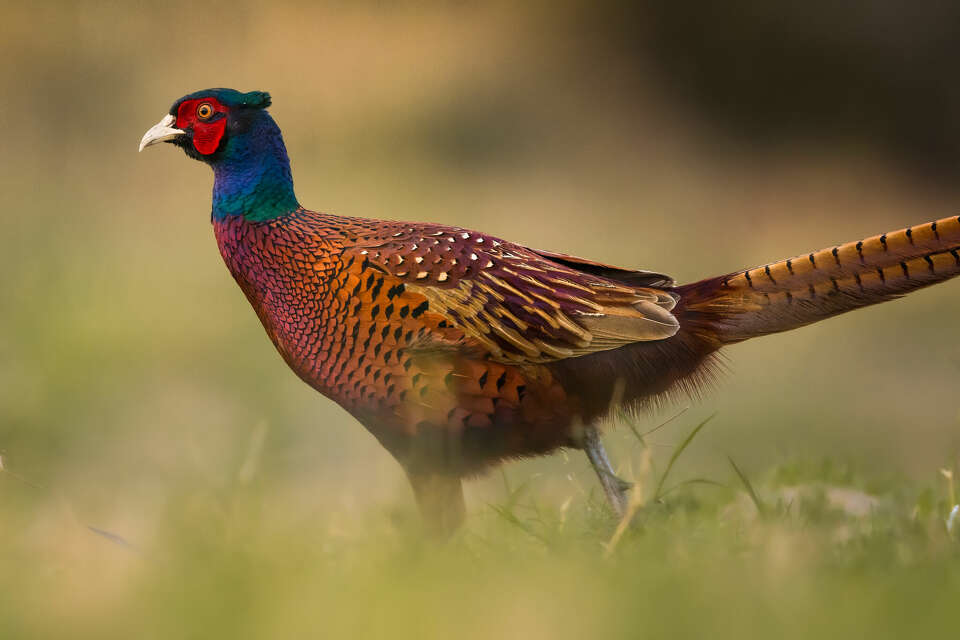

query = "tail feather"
[677,215,960,344]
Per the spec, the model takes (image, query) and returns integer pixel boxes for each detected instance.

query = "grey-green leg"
[583,425,632,518]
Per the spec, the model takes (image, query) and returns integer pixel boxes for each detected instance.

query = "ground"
[1,416,957,639]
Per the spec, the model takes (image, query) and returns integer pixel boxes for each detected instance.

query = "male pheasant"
[140,89,960,533]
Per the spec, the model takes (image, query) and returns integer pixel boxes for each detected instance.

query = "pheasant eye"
[197,103,214,119]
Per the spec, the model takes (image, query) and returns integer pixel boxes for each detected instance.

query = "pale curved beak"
[138,114,185,152]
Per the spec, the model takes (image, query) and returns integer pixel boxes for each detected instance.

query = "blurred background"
[2,1,960,638]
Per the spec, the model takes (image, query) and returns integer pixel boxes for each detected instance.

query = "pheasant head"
[139,88,298,221]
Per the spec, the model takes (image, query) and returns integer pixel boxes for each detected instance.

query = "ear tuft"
[240,91,271,109]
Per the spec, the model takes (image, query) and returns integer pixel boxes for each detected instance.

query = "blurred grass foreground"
[2,1,960,638]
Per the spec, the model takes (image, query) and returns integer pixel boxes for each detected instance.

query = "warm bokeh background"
[2,1,959,638]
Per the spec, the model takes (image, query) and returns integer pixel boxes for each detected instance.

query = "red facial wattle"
[176,98,228,155]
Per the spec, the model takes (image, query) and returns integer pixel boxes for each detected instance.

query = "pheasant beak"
[138,114,185,152]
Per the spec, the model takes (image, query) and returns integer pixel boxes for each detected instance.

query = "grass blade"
[653,413,716,501]
[87,526,140,552]
[728,455,767,518]
[627,406,690,447]
[658,477,726,498]
[487,503,551,546]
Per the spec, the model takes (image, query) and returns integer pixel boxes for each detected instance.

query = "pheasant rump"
[140,89,960,533]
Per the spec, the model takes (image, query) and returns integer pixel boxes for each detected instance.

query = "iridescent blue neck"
[211,112,299,222]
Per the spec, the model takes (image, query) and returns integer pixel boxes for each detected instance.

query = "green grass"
[1,417,958,640]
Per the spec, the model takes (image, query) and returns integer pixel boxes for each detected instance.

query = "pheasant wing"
[529,247,675,288]
[345,223,679,363]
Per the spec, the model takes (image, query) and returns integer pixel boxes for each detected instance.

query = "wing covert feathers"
[346,224,679,363]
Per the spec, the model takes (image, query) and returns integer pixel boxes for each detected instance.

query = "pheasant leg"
[406,471,466,538]
[582,425,632,518]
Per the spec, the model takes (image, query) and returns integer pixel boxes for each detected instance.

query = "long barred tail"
[677,214,960,345]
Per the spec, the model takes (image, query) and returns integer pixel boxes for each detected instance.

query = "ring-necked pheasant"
[140,88,960,533]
